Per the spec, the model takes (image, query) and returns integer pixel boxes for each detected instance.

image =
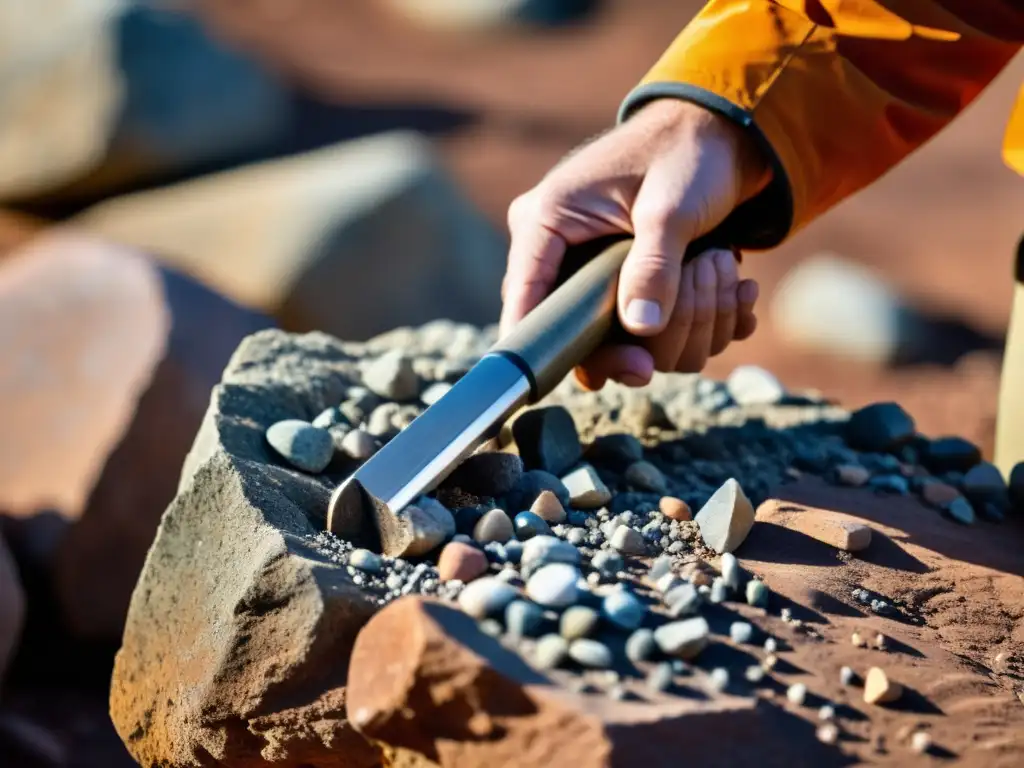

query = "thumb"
[617,199,694,337]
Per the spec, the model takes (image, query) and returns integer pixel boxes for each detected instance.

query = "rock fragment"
[726,365,785,405]
[695,479,755,554]
[562,464,612,509]
[526,563,580,608]
[437,541,488,583]
[505,599,545,639]
[534,634,569,670]
[962,461,1010,509]
[845,402,915,453]
[946,497,976,525]
[659,496,692,521]
[504,469,571,511]
[511,406,582,476]
[835,464,870,487]
[653,617,710,660]
[444,452,524,498]
[341,429,378,460]
[560,606,599,640]
[586,433,644,466]
[363,349,419,401]
[919,480,961,508]
[385,499,455,558]
[521,535,581,575]
[349,549,383,574]
[610,525,646,556]
[624,461,668,494]
[458,577,519,619]
[923,436,981,473]
[531,490,566,523]
[601,591,645,631]
[625,628,656,664]
[265,420,334,473]
[473,508,514,544]
[568,639,613,669]
[863,667,903,704]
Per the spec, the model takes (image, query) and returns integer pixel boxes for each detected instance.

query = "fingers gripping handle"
[489,233,724,402]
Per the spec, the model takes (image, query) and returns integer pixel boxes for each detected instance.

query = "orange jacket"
[618,1,1024,249]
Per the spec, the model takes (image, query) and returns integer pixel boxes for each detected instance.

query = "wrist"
[632,98,773,204]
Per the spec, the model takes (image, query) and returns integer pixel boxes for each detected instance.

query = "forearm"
[620,0,1023,248]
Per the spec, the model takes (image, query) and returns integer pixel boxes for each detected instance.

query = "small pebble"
[709,667,730,692]
[521,535,580,576]
[312,406,347,429]
[654,617,710,660]
[664,583,701,617]
[746,579,769,607]
[602,591,646,631]
[910,731,932,754]
[836,464,870,487]
[530,490,567,523]
[726,365,785,405]
[946,496,976,525]
[504,540,524,565]
[624,460,669,494]
[648,555,673,582]
[610,525,646,555]
[349,548,383,574]
[566,528,586,546]
[514,511,552,540]
[780,607,793,622]
[473,508,514,544]
[816,724,839,745]
[729,622,754,644]
[710,577,729,604]
[763,637,778,653]
[592,550,625,577]
[479,619,503,637]
[851,631,866,648]
[744,665,765,683]
[560,606,599,640]
[840,666,856,686]
[457,577,518,619]
[625,628,656,664]
[266,420,334,472]
[720,552,741,590]
[874,633,887,650]
[534,634,569,670]
[763,654,778,671]
[505,600,545,639]
[420,381,452,406]
[647,662,674,692]
[818,705,835,721]
[659,496,692,521]
[437,541,488,583]
[569,638,613,669]
[864,667,903,704]
[526,563,581,608]
[787,683,808,705]
[363,349,419,401]
[561,464,612,508]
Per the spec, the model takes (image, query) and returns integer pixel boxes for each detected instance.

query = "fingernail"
[625,299,661,329]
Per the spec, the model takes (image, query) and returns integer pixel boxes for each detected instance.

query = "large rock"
[0,230,272,641]
[109,326,497,767]
[0,529,26,686]
[345,597,841,768]
[4,3,292,206]
[0,0,123,200]
[75,131,507,341]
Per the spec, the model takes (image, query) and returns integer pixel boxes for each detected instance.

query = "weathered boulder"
[75,131,508,342]
[110,325,495,767]
[4,3,292,207]
[0,230,273,642]
[346,597,842,768]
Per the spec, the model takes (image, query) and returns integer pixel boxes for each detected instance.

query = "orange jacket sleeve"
[618,1,1023,249]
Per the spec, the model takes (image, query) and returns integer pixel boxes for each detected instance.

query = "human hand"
[498,98,772,389]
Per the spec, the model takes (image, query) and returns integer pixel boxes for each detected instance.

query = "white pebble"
[910,731,932,754]
[763,637,778,653]
[709,668,730,692]
[818,705,835,721]
[787,683,808,705]
[729,621,754,644]
[816,723,839,745]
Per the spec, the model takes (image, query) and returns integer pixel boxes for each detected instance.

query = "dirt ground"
[200,0,1024,457]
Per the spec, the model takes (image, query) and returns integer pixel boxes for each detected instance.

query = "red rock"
[346,597,843,768]
[756,501,873,552]
[658,496,692,521]
[437,542,488,583]
[0,231,272,641]
[0,529,26,685]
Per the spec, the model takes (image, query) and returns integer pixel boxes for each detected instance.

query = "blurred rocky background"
[0,0,1021,765]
